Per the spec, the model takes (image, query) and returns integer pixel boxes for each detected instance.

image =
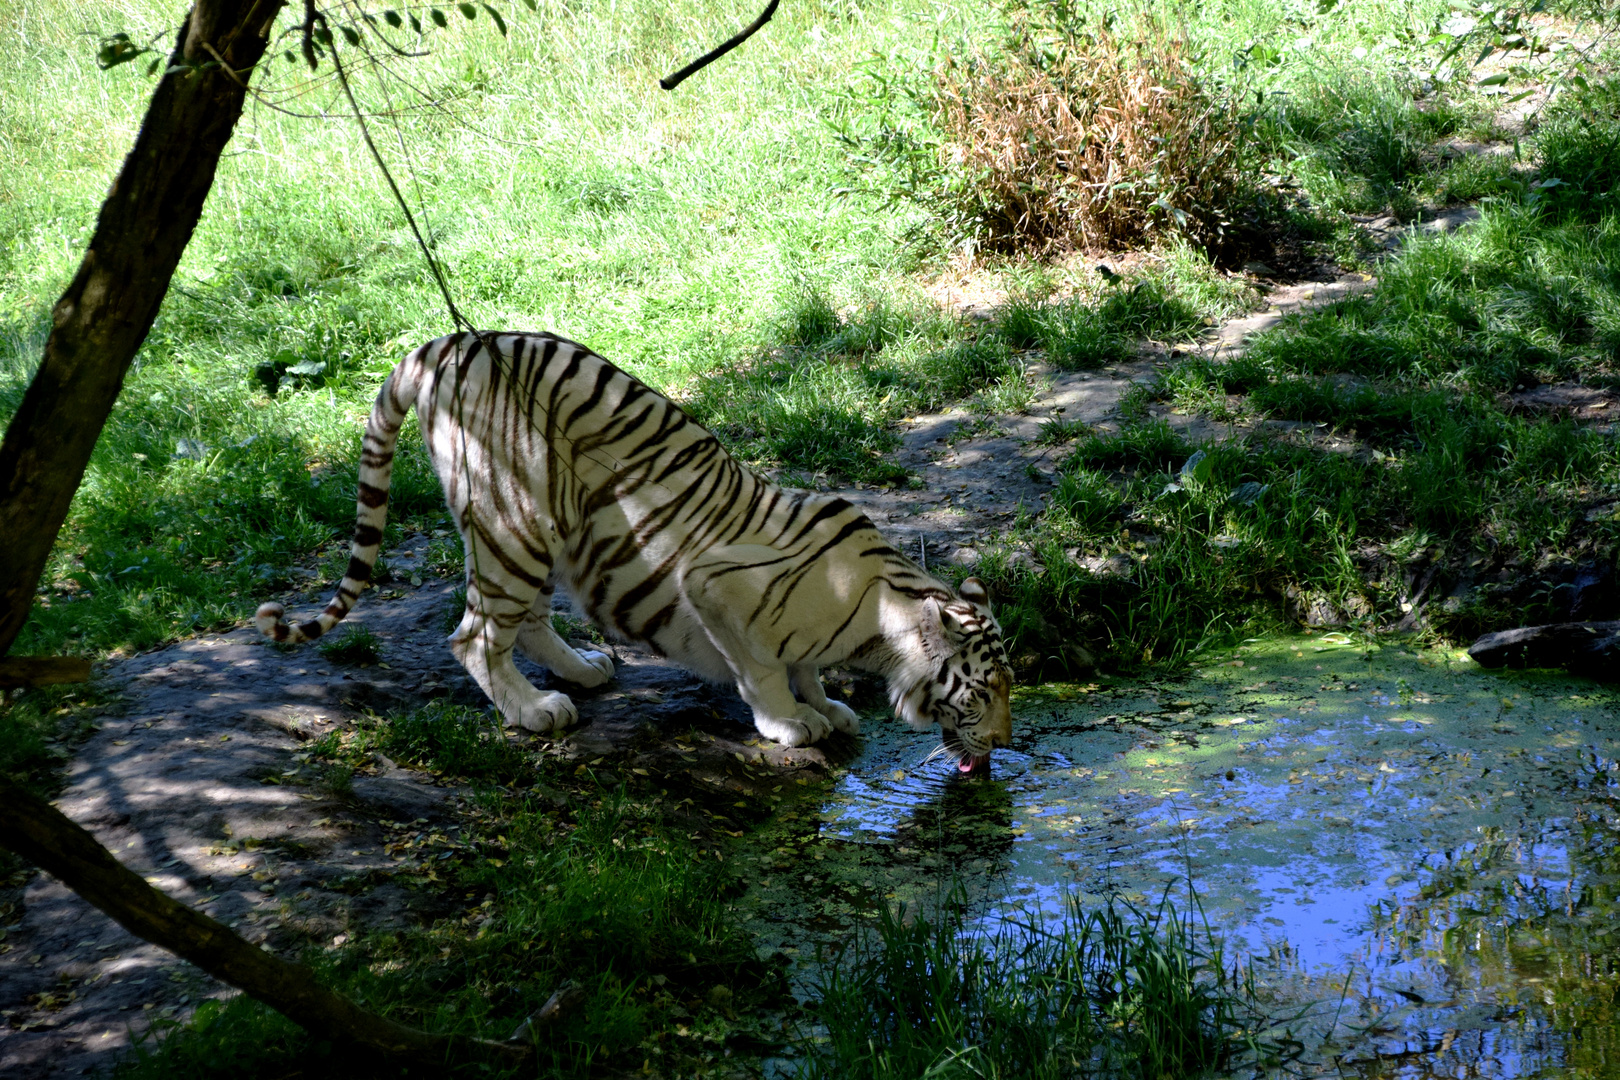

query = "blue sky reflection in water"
[806,636,1620,1077]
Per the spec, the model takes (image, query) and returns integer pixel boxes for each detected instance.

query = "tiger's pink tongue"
[958,754,990,776]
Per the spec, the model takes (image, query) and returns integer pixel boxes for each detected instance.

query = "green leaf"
[1227,482,1268,506]
[409,12,423,33]
[430,7,448,28]
[340,25,361,46]
[458,2,478,18]
[523,0,537,8]
[482,3,507,35]
[384,9,402,27]
[96,35,149,71]
[1478,72,1510,86]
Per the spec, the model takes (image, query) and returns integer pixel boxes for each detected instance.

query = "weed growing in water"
[809,890,1287,1080]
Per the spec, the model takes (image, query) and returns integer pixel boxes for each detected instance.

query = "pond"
[735,634,1620,1077]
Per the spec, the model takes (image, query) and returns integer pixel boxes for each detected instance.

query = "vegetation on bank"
[3,0,1616,671]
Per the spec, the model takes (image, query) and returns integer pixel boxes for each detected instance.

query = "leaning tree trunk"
[0,0,284,656]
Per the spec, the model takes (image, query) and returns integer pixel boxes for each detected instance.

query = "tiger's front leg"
[791,664,860,735]
[450,572,581,735]
[515,587,614,688]
[685,546,840,748]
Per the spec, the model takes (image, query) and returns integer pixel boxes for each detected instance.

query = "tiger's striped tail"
[255,347,427,645]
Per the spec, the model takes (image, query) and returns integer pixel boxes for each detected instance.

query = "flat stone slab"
[1468,621,1620,678]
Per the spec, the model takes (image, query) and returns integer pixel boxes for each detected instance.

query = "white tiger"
[257,331,1012,768]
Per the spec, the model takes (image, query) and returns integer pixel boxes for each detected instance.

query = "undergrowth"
[982,193,1620,669]
[929,10,1273,256]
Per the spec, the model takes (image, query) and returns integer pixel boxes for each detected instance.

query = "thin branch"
[316,9,471,331]
[660,0,780,91]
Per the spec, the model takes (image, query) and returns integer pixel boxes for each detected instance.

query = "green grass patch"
[984,196,1620,666]
[1535,74,1620,222]
[316,625,384,666]
[685,292,1022,484]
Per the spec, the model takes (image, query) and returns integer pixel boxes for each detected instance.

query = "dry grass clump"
[932,12,1263,257]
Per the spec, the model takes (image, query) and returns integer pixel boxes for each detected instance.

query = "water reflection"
[794,639,1620,1077]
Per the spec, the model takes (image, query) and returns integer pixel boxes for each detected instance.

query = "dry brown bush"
[932,12,1263,256]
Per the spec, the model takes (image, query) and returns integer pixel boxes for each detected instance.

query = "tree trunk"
[0,0,285,656]
[0,777,531,1066]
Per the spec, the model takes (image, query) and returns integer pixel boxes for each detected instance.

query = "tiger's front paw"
[819,700,860,736]
[502,690,579,734]
[572,648,614,687]
[753,705,833,748]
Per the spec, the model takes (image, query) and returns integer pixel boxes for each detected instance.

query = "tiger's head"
[894,577,1013,774]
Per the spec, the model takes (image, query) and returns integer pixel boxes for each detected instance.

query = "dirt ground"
[2,203,1603,1077]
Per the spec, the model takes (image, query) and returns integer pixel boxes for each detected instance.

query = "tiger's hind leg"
[450,571,581,735]
[515,587,614,687]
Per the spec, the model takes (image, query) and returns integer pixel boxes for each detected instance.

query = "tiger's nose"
[989,709,1012,749]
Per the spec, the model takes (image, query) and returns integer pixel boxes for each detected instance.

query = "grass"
[1,0,987,661]
[808,889,1288,1080]
[316,624,384,666]
[982,194,1620,665]
[684,292,1023,484]
[8,0,1600,668]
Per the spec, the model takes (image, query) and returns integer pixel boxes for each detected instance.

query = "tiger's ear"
[959,577,990,609]
[920,596,957,663]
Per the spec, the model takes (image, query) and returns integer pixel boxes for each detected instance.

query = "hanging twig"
[660,0,779,91]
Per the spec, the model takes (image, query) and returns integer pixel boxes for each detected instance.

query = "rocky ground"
[3,203,1614,1076]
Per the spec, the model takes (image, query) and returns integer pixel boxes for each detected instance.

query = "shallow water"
[737,635,1620,1077]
